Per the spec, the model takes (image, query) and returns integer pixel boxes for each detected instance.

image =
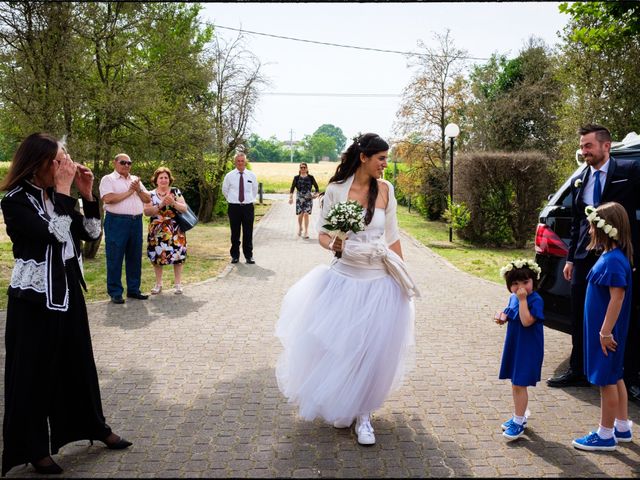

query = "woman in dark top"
[288,162,319,239]
[0,133,131,476]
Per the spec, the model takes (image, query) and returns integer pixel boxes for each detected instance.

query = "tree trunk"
[198,184,215,223]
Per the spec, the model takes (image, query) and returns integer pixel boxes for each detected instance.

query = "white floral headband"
[500,259,541,280]
[585,205,618,240]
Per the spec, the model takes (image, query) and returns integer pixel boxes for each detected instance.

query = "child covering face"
[495,260,544,441]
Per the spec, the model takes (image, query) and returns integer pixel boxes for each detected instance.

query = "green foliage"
[313,124,346,157]
[555,0,640,178]
[443,196,471,232]
[456,151,552,248]
[303,133,337,162]
[246,134,288,162]
[467,39,561,156]
[559,1,640,49]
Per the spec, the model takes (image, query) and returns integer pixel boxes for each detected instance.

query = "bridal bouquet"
[322,200,365,258]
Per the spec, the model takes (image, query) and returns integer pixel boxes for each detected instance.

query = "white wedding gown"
[275,207,415,423]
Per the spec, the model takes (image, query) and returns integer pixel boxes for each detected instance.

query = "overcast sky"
[200,2,569,143]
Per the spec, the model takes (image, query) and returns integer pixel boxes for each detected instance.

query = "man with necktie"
[222,151,259,264]
[548,125,640,395]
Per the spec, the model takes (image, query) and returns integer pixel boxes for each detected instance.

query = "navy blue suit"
[567,156,640,382]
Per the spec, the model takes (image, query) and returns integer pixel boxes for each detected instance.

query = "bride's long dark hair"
[328,133,389,225]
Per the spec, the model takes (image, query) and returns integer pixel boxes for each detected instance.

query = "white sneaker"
[332,418,353,429]
[174,284,183,295]
[150,284,162,295]
[355,414,375,445]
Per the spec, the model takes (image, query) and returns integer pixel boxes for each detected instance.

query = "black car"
[535,133,640,333]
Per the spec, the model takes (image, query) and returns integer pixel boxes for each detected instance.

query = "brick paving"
[1,195,639,477]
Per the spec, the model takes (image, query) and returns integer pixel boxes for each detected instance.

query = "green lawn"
[396,205,535,285]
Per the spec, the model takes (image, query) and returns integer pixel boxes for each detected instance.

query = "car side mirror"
[548,194,554,201]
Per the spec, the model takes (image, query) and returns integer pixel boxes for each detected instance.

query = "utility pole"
[290,129,294,162]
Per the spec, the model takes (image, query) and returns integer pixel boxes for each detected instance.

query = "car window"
[560,188,572,208]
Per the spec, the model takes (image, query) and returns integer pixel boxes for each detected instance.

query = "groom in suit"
[547,124,640,395]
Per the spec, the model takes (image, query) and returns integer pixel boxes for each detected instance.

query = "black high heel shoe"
[30,456,63,474]
[90,434,133,450]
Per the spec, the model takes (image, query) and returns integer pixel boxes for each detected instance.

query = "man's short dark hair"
[578,124,612,143]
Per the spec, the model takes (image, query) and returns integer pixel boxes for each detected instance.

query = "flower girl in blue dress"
[573,202,634,451]
[494,259,544,441]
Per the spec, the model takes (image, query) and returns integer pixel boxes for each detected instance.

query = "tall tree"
[0,2,80,141]
[313,124,346,159]
[555,1,640,179]
[302,133,336,163]
[467,38,562,156]
[196,32,265,222]
[394,30,469,218]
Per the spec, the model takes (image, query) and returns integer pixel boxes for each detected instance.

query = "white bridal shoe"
[355,414,375,445]
[333,418,354,429]
[174,284,183,295]
[151,284,162,295]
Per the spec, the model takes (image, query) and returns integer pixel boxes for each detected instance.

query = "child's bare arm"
[516,288,536,327]
[599,286,625,356]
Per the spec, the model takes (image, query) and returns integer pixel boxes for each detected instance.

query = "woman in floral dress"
[288,162,319,238]
[143,167,189,294]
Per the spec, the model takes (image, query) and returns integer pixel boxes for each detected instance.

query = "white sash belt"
[336,240,421,298]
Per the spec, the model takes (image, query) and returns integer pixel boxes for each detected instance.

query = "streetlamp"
[444,123,460,242]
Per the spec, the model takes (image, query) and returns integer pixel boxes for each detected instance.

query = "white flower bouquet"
[322,200,365,258]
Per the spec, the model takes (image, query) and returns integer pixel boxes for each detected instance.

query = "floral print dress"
[147,188,187,265]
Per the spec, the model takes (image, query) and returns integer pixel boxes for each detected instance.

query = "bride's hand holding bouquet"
[322,200,365,258]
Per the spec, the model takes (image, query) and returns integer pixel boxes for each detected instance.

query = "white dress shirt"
[222,168,258,204]
[582,158,609,206]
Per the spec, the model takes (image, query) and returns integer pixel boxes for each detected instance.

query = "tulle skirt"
[275,263,415,423]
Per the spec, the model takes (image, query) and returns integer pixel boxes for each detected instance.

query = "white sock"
[597,424,614,439]
[513,415,526,426]
[614,418,632,432]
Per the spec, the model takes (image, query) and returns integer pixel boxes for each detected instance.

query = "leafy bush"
[455,151,552,247]
[443,196,471,232]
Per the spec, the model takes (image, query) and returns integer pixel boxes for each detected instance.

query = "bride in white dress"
[275,133,418,446]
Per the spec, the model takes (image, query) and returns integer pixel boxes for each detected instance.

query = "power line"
[263,92,401,98]
[213,24,491,62]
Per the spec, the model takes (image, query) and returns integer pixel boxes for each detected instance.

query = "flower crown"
[500,259,541,280]
[585,205,618,240]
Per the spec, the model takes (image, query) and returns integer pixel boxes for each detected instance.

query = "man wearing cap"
[99,153,152,304]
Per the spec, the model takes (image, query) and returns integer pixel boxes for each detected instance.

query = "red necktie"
[238,171,245,203]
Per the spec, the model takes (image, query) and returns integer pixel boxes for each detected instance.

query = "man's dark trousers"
[104,212,143,298]
[228,203,254,260]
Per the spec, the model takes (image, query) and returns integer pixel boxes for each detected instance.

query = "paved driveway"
[1,197,639,477]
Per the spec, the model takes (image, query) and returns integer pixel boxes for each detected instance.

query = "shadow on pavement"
[231,264,275,281]
[101,293,209,330]
[3,366,474,478]
[511,429,608,477]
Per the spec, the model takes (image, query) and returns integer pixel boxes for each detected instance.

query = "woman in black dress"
[0,133,131,476]
[288,162,319,239]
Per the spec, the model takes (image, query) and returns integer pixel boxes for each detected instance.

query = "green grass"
[396,205,535,285]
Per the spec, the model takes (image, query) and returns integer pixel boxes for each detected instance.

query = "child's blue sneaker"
[501,417,528,431]
[614,428,632,443]
[503,422,526,440]
[572,431,617,451]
